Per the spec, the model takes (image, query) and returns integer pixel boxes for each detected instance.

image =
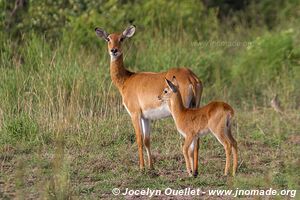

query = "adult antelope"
[158,77,238,176]
[95,25,203,173]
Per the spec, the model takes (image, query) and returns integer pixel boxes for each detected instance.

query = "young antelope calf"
[158,77,238,177]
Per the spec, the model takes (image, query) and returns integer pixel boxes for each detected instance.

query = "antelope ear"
[122,25,136,38]
[171,76,179,87]
[95,27,109,42]
[165,78,178,93]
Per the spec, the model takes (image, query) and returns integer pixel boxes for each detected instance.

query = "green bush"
[231,29,299,107]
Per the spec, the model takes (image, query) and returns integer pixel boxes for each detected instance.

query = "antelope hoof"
[149,164,154,170]
[139,165,145,171]
[193,171,198,178]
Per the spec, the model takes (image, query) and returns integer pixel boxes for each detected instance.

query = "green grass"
[0,22,299,199]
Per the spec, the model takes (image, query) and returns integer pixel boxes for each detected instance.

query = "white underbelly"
[142,104,171,120]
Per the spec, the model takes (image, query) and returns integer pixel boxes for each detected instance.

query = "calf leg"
[182,135,194,176]
[210,127,232,176]
[193,138,199,177]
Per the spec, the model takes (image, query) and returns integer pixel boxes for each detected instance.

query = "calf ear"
[171,76,179,87]
[165,78,178,93]
[95,27,109,42]
[122,25,136,38]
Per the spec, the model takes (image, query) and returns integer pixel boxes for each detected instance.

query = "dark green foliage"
[231,30,299,107]
[4,0,299,43]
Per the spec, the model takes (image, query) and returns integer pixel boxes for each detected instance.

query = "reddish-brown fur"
[159,78,238,176]
[96,26,203,171]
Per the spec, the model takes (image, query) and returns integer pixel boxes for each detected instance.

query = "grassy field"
[0,17,300,199]
[0,105,299,199]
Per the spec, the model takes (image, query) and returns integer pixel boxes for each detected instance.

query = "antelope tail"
[189,73,203,108]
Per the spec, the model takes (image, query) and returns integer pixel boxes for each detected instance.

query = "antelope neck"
[110,54,132,90]
[170,92,186,121]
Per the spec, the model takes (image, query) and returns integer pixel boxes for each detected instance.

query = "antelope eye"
[164,90,168,94]
[120,37,124,42]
